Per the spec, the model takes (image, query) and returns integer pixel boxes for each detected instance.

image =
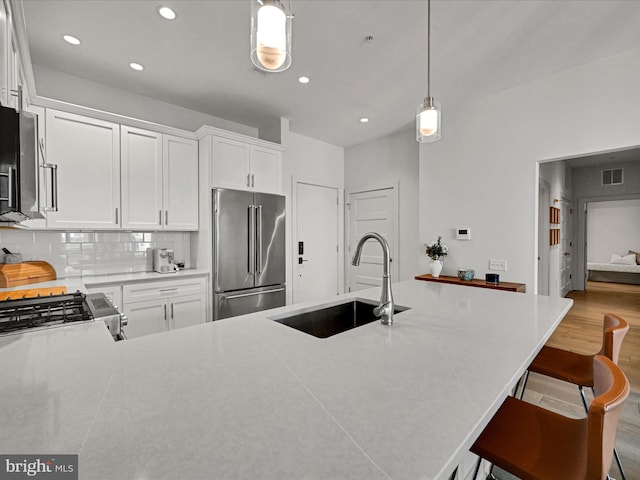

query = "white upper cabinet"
[211,136,250,190]
[0,2,23,110]
[211,135,283,194]
[121,126,163,229]
[163,134,198,230]
[0,2,8,107]
[45,109,121,229]
[250,145,283,194]
[121,127,198,231]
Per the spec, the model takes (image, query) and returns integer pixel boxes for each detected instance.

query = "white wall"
[419,46,640,289]
[32,65,258,137]
[587,199,640,262]
[344,126,420,281]
[0,230,190,278]
[282,120,345,303]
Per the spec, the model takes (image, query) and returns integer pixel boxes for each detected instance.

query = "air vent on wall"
[602,168,623,186]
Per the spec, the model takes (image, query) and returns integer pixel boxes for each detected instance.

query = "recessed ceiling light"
[62,34,81,45]
[157,6,176,20]
[129,62,144,71]
[360,117,369,123]
[298,76,310,84]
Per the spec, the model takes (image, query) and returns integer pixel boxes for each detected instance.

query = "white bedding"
[587,262,640,273]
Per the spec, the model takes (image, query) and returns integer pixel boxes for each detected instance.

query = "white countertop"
[0,268,210,294]
[0,280,573,480]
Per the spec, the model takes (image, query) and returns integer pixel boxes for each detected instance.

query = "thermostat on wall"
[456,228,471,240]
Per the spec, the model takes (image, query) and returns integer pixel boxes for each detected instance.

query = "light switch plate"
[489,259,507,271]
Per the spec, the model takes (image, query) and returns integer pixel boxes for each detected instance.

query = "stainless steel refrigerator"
[213,188,286,320]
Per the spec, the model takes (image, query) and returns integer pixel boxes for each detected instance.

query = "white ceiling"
[19,0,640,148]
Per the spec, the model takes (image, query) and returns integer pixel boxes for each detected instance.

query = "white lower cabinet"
[167,293,205,330]
[123,299,167,338]
[122,276,206,339]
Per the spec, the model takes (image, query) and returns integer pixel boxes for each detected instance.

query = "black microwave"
[0,104,45,223]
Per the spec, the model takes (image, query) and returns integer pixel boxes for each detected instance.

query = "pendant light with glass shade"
[250,0,293,72]
[416,0,441,142]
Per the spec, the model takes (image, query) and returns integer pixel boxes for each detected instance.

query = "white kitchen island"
[0,280,572,480]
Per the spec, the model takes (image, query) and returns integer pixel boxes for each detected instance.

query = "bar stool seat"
[529,345,594,386]
[472,396,589,480]
[471,355,630,480]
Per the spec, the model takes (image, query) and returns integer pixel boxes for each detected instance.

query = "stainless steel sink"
[270,299,409,338]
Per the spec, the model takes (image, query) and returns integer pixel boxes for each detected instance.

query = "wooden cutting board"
[0,286,67,301]
[0,261,57,288]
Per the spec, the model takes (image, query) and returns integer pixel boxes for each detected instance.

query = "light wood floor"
[503,281,640,480]
[546,281,640,391]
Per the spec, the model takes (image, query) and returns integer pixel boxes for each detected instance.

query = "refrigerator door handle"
[248,205,256,274]
[220,288,285,301]
[256,205,263,275]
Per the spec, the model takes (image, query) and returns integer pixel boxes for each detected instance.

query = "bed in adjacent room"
[587,251,640,285]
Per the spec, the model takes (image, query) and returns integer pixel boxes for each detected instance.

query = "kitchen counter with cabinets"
[0,280,572,480]
[0,268,210,294]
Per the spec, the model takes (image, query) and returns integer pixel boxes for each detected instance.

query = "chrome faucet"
[351,232,395,326]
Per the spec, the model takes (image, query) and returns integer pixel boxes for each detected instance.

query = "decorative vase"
[430,259,443,277]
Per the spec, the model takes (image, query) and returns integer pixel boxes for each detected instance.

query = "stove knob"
[120,314,128,327]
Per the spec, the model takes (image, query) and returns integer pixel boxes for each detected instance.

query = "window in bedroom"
[602,168,623,186]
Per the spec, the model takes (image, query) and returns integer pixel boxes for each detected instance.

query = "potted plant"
[425,236,448,277]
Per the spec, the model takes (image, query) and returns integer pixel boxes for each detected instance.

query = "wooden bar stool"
[518,313,629,479]
[471,355,630,480]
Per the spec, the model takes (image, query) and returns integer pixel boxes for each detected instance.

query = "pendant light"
[416,0,441,142]
[250,0,293,72]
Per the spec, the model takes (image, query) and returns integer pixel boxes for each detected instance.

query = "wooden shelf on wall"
[415,274,526,293]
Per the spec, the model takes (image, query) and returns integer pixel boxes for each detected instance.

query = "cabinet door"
[212,136,251,190]
[250,145,283,194]
[168,293,205,331]
[163,134,198,230]
[123,298,167,339]
[121,126,163,230]
[45,109,121,229]
[0,2,8,107]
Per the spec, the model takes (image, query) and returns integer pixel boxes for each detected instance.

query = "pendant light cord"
[427,0,431,98]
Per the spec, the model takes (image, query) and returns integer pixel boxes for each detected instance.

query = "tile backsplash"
[0,230,191,278]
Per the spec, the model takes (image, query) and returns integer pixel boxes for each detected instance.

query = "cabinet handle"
[115,207,119,224]
[163,303,167,320]
[7,167,14,207]
[165,210,169,225]
[251,174,255,188]
[247,173,251,187]
[43,163,59,212]
[160,288,178,292]
[170,303,174,319]
[159,210,162,225]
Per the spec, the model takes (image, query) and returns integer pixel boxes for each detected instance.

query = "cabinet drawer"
[123,277,205,304]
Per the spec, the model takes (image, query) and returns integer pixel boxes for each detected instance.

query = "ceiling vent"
[602,168,623,186]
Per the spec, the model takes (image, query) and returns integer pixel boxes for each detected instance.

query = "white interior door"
[294,182,339,303]
[347,186,398,292]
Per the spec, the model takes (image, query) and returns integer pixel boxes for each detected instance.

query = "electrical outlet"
[489,259,507,271]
